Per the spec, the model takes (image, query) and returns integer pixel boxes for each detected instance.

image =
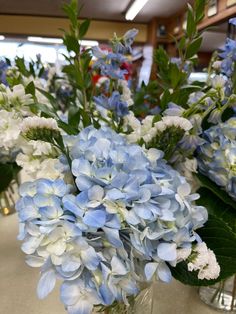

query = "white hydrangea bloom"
[0,109,22,149]
[187,242,220,280]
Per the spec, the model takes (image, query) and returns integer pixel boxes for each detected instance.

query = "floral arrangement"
[1,0,235,313]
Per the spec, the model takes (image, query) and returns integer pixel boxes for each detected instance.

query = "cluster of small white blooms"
[0,109,23,149]
[125,115,192,145]
[187,242,220,280]
[16,140,62,180]
[21,117,59,134]
[118,79,134,107]
[143,116,192,144]
[155,116,193,133]
[177,247,192,262]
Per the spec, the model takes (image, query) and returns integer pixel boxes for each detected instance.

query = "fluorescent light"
[125,0,149,20]
[27,36,63,44]
[79,40,99,47]
[0,35,5,40]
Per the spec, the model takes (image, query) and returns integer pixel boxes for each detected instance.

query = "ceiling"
[0,0,189,22]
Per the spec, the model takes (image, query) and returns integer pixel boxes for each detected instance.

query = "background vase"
[199,276,236,312]
[0,177,19,216]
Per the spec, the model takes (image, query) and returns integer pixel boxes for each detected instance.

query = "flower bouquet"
[3,0,235,313]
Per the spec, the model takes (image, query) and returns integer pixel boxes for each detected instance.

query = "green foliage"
[153,0,206,112]
[196,173,236,211]
[0,162,21,193]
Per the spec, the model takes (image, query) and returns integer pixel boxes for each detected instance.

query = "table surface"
[0,214,220,314]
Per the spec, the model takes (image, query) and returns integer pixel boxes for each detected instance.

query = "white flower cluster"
[125,114,192,144]
[0,109,22,150]
[187,242,220,280]
[21,116,59,134]
[118,79,134,107]
[16,140,62,180]
[0,84,33,114]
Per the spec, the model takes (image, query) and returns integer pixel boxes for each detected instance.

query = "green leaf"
[171,215,236,286]
[79,19,90,38]
[197,187,236,233]
[30,103,57,119]
[195,0,206,22]
[186,4,196,37]
[36,88,58,110]
[25,81,35,96]
[63,34,80,53]
[196,173,236,211]
[68,106,81,128]
[57,120,78,135]
[185,37,202,59]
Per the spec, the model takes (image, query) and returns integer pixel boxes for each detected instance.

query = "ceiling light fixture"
[79,40,99,47]
[125,0,149,21]
[27,36,63,44]
[0,35,5,40]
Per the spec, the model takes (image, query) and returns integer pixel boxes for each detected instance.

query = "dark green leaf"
[186,4,196,37]
[68,106,81,128]
[79,19,90,38]
[197,187,236,233]
[185,37,202,59]
[63,34,80,53]
[196,173,236,211]
[25,81,35,96]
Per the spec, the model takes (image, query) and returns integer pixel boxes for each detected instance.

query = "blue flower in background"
[94,91,129,117]
[197,118,236,200]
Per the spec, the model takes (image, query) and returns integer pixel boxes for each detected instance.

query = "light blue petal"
[88,185,104,201]
[99,284,114,305]
[37,269,56,299]
[111,256,127,275]
[106,188,124,200]
[67,300,93,314]
[63,194,84,217]
[157,262,172,283]
[80,247,100,270]
[60,281,79,306]
[103,227,123,248]
[75,175,94,191]
[157,243,177,261]
[36,179,53,195]
[72,158,91,177]
[53,179,70,196]
[144,262,158,281]
[83,210,106,228]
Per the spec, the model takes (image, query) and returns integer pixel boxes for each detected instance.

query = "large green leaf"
[197,187,236,233]
[171,215,236,286]
[196,173,236,211]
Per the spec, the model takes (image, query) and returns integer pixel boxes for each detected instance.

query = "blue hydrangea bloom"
[197,118,236,200]
[17,126,208,314]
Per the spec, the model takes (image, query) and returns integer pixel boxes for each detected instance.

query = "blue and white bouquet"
[11,1,236,313]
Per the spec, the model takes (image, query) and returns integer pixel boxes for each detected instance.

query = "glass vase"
[0,178,19,216]
[102,284,154,314]
[199,276,236,312]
